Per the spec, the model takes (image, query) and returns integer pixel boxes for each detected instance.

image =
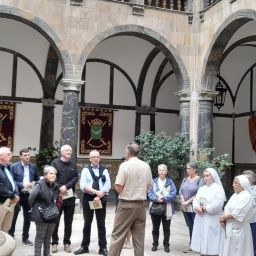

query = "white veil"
[205,167,226,201]
[236,175,252,194]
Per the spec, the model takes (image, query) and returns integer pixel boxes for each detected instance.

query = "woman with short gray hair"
[29,165,59,256]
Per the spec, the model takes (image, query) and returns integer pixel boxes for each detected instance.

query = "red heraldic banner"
[0,102,15,149]
[80,108,113,155]
[249,116,256,153]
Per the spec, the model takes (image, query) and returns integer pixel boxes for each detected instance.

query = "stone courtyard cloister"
[0,0,255,181]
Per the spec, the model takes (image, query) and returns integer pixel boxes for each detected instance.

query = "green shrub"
[197,147,232,178]
[35,141,60,173]
[135,132,191,181]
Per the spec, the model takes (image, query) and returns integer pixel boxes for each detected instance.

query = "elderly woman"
[148,164,176,253]
[179,161,203,253]
[243,170,256,256]
[219,175,255,256]
[191,168,226,256]
[29,165,59,256]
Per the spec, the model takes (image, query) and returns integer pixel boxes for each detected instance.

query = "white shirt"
[22,164,30,185]
[157,178,166,191]
[80,165,111,194]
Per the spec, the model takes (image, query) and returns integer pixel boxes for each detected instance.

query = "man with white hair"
[74,149,111,256]
[51,144,78,253]
[0,147,19,232]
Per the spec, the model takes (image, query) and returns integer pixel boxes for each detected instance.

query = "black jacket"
[51,158,78,191]
[0,164,19,203]
[10,161,40,193]
[28,179,59,223]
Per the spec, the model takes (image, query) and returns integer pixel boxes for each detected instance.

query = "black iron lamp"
[214,75,227,111]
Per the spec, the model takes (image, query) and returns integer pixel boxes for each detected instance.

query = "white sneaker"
[52,244,58,253]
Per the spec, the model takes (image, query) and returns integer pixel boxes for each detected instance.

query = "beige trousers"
[0,205,14,232]
[108,200,147,256]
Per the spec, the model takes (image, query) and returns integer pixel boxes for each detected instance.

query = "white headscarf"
[205,168,226,201]
[236,175,252,194]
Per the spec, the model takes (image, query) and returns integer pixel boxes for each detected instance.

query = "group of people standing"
[179,162,256,256]
[0,142,153,256]
[0,143,256,256]
[0,145,109,256]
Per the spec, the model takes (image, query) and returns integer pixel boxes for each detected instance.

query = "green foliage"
[197,148,233,178]
[135,132,191,180]
[35,141,60,173]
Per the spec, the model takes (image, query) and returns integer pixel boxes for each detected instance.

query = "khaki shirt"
[116,157,152,201]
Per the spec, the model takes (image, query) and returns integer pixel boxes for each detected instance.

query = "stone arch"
[77,24,190,91]
[202,9,256,91]
[0,5,73,78]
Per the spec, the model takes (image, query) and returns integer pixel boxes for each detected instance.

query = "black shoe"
[74,247,89,255]
[151,245,158,251]
[22,239,33,246]
[164,247,170,253]
[8,232,14,238]
[98,248,108,255]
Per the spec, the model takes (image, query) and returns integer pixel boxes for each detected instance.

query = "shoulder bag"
[150,203,166,216]
[41,203,59,221]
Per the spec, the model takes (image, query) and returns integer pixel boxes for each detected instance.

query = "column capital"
[60,79,85,92]
[175,90,192,102]
[198,90,218,101]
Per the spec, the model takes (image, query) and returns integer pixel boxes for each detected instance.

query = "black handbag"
[150,203,166,216]
[41,203,59,221]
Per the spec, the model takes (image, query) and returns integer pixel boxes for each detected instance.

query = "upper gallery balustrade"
[63,0,225,14]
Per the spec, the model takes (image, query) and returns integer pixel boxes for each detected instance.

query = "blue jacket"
[0,164,19,203]
[148,177,177,205]
[10,161,40,193]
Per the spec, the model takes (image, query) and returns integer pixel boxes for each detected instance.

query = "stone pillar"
[176,91,190,142]
[197,91,216,150]
[60,79,84,161]
[180,100,190,142]
[40,98,57,150]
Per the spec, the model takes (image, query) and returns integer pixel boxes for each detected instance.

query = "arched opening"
[202,10,256,190]
[77,25,190,158]
[0,6,72,154]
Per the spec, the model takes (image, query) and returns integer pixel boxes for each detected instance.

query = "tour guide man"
[108,142,152,256]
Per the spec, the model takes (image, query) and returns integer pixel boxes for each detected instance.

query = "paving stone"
[13,204,198,256]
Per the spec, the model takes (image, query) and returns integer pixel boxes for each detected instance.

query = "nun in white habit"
[219,175,255,256]
[191,168,226,255]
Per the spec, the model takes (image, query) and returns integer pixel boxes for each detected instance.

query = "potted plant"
[196,147,233,178]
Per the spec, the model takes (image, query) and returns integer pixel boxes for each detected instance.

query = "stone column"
[197,91,217,150]
[60,79,84,161]
[176,91,190,142]
[40,98,57,150]
[180,100,190,142]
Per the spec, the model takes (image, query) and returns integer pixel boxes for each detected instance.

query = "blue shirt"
[4,166,15,192]
[80,165,111,194]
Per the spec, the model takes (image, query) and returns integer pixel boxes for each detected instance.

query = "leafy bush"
[197,148,233,178]
[35,141,60,173]
[135,132,191,180]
